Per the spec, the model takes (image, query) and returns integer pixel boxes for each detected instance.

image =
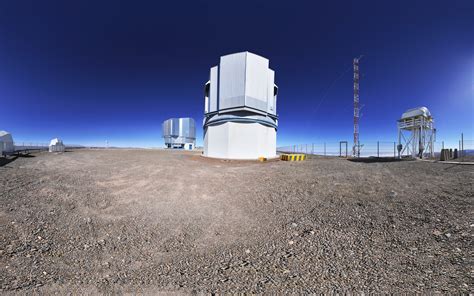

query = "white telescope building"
[203,52,278,159]
[162,118,196,150]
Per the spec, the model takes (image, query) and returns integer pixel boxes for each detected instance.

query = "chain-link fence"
[1,141,88,157]
[277,141,399,157]
[278,136,473,162]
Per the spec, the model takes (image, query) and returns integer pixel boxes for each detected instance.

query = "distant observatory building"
[162,118,196,150]
[203,52,278,159]
[397,106,435,159]
[49,138,66,152]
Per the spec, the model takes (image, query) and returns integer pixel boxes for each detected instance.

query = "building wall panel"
[245,53,269,112]
[266,69,275,115]
[209,66,218,112]
[219,52,246,110]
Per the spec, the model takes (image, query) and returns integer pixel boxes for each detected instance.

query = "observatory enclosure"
[397,107,435,158]
[162,118,196,150]
[49,138,66,152]
[0,131,14,155]
[203,52,278,159]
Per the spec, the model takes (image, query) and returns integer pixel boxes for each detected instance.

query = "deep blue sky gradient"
[0,0,473,147]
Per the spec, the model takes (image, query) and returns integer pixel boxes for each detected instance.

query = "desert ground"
[0,149,472,293]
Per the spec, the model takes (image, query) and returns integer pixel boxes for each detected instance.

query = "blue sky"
[0,0,473,148]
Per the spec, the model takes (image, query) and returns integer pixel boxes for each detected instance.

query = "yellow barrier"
[280,154,306,161]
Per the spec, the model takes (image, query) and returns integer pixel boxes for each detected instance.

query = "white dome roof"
[0,130,13,142]
[401,107,432,120]
[49,138,64,146]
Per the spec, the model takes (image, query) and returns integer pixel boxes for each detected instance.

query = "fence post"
[377,141,380,157]
[461,132,464,159]
[459,140,461,158]
[393,142,396,158]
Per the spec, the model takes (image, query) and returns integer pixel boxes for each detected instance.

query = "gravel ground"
[0,149,472,293]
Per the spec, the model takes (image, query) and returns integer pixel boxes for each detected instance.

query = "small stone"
[433,230,442,236]
[37,236,42,240]
[310,231,315,235]
[288,240,294,245]
[389,190,397,197]
[445,233,451,238]
[43,271,47,275]
[245,249,250,254]
[291,223,297,228]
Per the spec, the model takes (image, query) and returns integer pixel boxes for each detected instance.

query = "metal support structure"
[340,141,348,158]
[459,140,461,158]
[352,57,361,158]
[397,108,435,159]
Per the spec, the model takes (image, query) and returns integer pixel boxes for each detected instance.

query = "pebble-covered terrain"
[0,149,472,293]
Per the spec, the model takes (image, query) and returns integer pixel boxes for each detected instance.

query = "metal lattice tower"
[352,57,360,157]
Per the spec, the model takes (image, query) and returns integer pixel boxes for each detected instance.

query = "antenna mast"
[353,57,361,157]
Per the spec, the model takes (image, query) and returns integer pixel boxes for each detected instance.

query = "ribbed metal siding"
[162,118,196,145]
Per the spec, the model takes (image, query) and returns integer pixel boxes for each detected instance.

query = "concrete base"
[204,121,276,160]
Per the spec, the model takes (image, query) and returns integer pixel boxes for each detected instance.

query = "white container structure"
[162,118,196,150]
[203,52,278,159]
[0,131,14,156]
[49,138,66,152]
[397,107,435,159]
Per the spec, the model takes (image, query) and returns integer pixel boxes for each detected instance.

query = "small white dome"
[49,138,64,146]
[0,130,13,141]
[0,130,15,153]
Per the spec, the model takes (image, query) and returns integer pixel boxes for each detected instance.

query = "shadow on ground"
[348,157,411,163]
[0,154,36,167]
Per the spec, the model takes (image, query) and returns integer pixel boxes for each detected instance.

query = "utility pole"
[352,56,362,157]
